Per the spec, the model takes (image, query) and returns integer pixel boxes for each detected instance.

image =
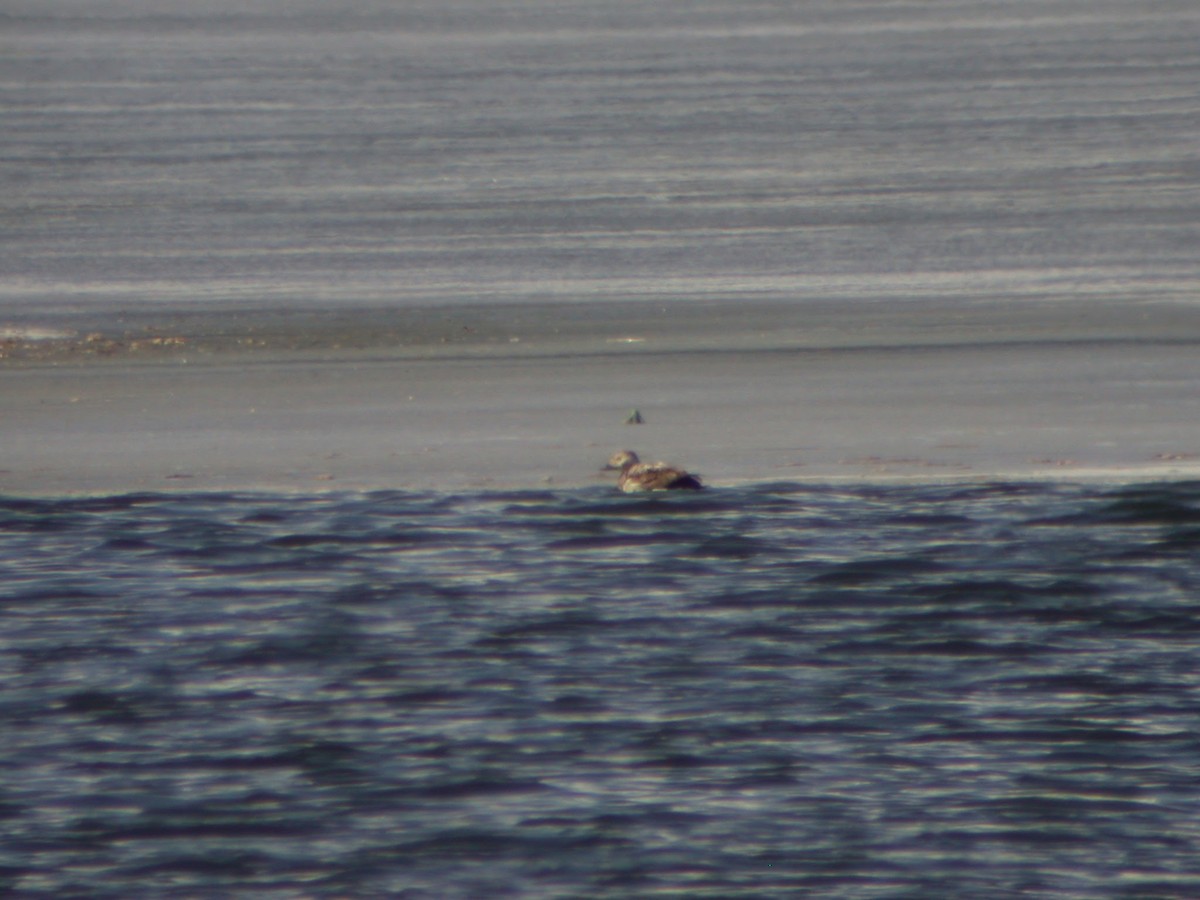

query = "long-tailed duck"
[605,450,703,492]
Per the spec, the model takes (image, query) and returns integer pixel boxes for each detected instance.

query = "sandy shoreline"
[5,291,1200,365]
[4,299,1200,497]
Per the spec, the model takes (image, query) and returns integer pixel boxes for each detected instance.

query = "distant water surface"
[3,481,1200,897]
[3,0,1199,320]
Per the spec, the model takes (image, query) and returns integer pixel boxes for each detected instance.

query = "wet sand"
[4,298,1200,496]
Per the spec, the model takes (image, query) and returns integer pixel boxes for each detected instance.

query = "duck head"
[605,449,640,471]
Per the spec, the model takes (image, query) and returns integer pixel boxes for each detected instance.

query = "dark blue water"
[4,482,1200,898]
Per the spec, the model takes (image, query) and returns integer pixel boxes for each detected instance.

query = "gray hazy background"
[4,1,1200,493]
[5,0,1198,315]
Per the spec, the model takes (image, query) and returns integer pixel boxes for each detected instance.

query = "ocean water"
[4,481,1200,898]
[6,7,1200,896]
[5,0,1200,321]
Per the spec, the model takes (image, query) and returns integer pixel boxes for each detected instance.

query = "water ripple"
[3,482,1200,896]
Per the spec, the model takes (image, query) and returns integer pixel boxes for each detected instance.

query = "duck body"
[605,450,703,492]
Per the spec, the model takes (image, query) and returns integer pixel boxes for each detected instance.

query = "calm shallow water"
[3,481,1200,897]
[5,1,1199,319]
